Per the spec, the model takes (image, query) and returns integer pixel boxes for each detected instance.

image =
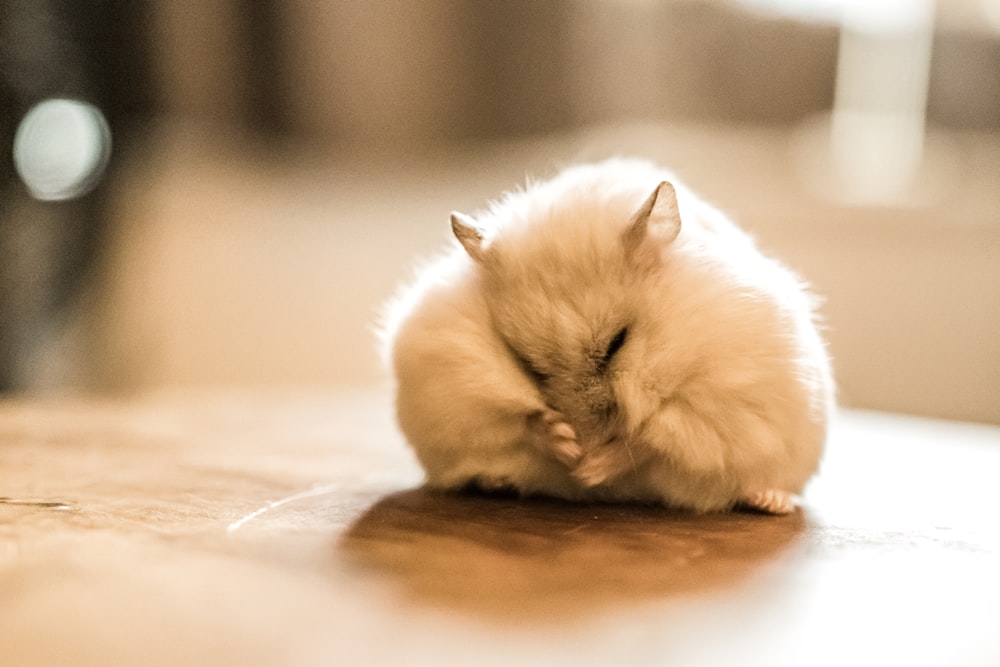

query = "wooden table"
[2,390,998,666]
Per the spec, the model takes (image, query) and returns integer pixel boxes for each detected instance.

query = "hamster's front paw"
[571,439,636,487]
[739,489,797,515]
[527,409,582,467]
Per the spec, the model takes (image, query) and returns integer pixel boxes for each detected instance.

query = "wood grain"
[1,390,997,666]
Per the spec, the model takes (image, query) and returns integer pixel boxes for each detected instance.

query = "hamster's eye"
[522,360,549,384]
[599,326,628,371]
[507,343,549,384]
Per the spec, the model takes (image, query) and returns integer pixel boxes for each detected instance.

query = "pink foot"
[740,489,797,515]
[571,439,635,487]
[527,409,582,467]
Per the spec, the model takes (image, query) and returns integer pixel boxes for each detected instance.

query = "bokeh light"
[13,98,112,201]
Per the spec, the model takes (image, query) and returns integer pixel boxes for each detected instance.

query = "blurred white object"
[13,98,112,202]
[830,0,935,203]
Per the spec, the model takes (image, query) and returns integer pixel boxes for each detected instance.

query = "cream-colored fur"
[380,159,834,513]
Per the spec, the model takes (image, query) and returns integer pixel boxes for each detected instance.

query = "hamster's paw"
[466,475,518,496]
[527,409,582,467]
[571,439,635,487]
[739,489,797,515]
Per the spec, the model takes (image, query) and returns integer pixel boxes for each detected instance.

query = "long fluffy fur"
[380,159,834,512]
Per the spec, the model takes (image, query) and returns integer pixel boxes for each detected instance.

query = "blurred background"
[0,0,997,424]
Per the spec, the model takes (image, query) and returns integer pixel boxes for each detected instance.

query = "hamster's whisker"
[623,439,638,475]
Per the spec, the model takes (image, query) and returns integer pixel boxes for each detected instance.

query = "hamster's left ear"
[451,211,486,263]
[624,181,682,254]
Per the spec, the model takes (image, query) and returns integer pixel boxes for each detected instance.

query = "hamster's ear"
[451,211,486,262]
[624,181,681,254]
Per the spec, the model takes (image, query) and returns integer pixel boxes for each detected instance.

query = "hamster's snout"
[549,396,623,451]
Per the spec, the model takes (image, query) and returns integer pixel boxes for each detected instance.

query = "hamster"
[380,158,834,514]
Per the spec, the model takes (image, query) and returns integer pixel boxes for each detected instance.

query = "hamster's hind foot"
[739,489,796,515]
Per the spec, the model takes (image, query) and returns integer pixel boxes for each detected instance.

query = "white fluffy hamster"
[380,158,834,514]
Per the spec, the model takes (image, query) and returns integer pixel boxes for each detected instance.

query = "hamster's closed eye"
[598,326,628,372]
[512,347,549,385]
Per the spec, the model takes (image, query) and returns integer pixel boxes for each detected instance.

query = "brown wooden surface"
[1,389,998,666]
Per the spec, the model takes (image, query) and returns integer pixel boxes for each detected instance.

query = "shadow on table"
[339,487,806,621]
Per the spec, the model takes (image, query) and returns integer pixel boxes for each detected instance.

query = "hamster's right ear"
[624,181,682,256]
[451,211,487,263]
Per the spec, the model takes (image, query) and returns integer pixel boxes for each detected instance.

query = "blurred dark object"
[0,1,154,392]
